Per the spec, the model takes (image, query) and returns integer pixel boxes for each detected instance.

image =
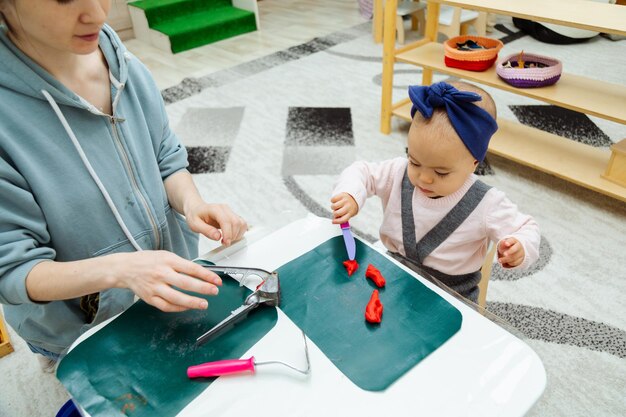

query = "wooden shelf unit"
[380,0,626,202]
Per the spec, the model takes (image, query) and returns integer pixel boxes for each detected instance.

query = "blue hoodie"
[0,25,198,354]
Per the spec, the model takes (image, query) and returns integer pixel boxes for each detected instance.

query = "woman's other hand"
[185,202,247,246]
[163,171,247,246]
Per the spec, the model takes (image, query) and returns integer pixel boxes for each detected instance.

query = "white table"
[71,215,546,417]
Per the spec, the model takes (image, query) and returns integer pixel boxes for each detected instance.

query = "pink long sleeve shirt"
[333,158,540,274]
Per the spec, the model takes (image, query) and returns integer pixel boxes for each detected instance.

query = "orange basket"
[443,36,504,72]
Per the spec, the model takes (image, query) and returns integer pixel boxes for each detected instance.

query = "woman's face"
[1,0,110,55]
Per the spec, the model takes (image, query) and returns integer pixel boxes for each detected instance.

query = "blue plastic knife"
[340,222,356,260]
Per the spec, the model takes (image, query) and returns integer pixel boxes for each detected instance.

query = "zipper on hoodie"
[109,117,161,249]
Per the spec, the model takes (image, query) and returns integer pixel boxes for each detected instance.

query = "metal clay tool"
[188,331,310,378]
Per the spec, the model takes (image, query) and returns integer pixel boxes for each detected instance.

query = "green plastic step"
[153,7,257,53]
[129,0,232,25]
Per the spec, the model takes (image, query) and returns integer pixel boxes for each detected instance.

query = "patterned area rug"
[163,21,626,416]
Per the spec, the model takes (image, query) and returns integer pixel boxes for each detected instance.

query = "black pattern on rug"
[282,107,356,176]
[186,146,231,174]
[510,105,613,147]
[487,302,626,358]
[286,107,354,146]
[161,24,371,105]
[493,23,528,44]
[176,107,243,173]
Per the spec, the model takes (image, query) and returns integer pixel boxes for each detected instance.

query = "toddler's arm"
[485,191,540,270]
[330,158,402,224]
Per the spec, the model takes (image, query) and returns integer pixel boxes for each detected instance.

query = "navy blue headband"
[408,82,498,162]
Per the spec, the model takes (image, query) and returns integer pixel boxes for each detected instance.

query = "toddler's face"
[406,120,477,198]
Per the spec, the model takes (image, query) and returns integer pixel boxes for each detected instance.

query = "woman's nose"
[79,0,108,25]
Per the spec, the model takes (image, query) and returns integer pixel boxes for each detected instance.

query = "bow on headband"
[408,82,498,162]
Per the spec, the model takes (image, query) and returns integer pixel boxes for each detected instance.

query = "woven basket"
[443,36,504,72]
[496,52,562,88]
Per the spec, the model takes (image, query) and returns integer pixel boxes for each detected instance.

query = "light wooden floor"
[123,0,367,90]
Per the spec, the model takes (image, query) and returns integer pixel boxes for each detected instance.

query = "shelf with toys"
[380,0,626,202]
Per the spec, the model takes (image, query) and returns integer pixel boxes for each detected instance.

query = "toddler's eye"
[408,159,420,167]
[435,171,449,177]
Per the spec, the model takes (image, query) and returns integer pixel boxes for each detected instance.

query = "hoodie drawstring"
[41,89,142,252]
[109,72,125,113]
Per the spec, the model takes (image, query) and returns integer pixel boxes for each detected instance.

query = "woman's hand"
[497,237,525,268]
[184,201,248,246]
[111,251,222,312]
[330,192,358,224]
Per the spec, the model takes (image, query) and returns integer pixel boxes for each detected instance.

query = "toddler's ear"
[473,160,479,167]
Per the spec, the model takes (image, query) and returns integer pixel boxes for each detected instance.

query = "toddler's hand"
[497,237,525,268]
[330,193,358,224]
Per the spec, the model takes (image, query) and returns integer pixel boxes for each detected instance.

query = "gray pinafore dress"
[399,170,492,303]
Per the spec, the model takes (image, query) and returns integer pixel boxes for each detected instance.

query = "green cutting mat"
[277,236,463,391]
[57,264,277,417]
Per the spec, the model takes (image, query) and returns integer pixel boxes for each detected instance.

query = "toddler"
[331,81,540,302]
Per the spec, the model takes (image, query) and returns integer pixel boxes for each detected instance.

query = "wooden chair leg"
[417,9,426,35]
[372,0,384,43]
[478,242,497,309]
[396,15,405,44]
[0,311,14,358]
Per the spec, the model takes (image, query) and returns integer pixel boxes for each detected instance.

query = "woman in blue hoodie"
[0,0,247,364]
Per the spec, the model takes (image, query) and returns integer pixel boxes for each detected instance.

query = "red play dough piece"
[365,264,386,288]
[365,290,383,323]
[343,259,359,276]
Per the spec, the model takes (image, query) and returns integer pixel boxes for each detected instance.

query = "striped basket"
[496,52,562,88]
[443,36,504,72]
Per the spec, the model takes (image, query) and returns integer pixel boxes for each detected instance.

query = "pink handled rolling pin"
[188,330,311,378]
[187,357,257,378]
[187,356,311,378]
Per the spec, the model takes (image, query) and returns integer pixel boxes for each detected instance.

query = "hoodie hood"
[0,24,128,109]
